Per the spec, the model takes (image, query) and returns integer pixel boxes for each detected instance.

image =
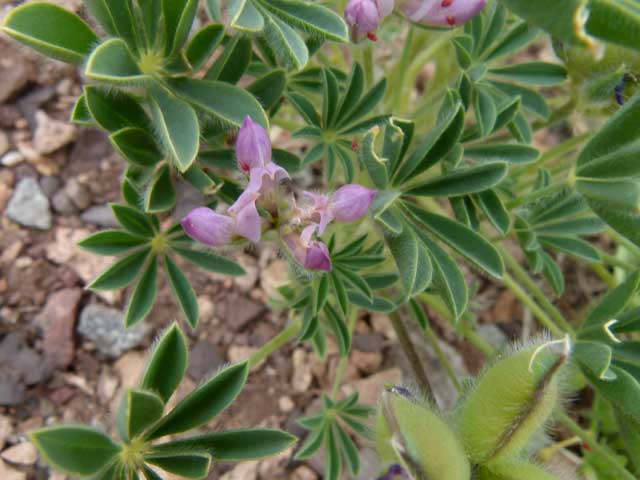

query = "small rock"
[219,294,264,332]
[352,350,383,374]
[220,460,259,480]
[196,296,215,323]
[0,42,33,104]
[260,259,289,300]
[0,459,26,480]
[53,193,76,214]
[48,472,67,480]
[353,332,385,352]
[354,448,383,480]
[16,88,55,130]
[278,395,295,413]
[32,111,75,155]
[39,176,61,198]
[77,304,151,358]
[476,323,508,349]
[1,442,37,466]
[187,341,224,381]
[97,368,120,403]
[290,466,318,480]
[113,351,146,390]
[0,416,12,450]
[227,345,258,364]
[343,368,403,405]
[6,177,51,230]
[0,131,9,156]
[0,332,50,387]
[292,348,313,393]
[64,178,91,210]
[234,254,259,292]
[370,313,397,341]
[35,288,83,369]
[80,205,119,227]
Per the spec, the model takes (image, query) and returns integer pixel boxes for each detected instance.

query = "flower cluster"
[182,117,377,272]
[344,0,486,39]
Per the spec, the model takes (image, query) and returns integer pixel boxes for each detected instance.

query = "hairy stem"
[389,310,437,405]
[249,319,302,368]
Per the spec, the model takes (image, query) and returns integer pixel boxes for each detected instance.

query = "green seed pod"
[375,387,471,480]
[477,461,561,480]
[457,339,568,465]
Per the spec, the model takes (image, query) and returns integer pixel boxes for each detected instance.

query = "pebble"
[0,46,33,104]
[77,304,151,358]
[35,288,83,369]
[0,131,9,156]
[234,254,259,292]
[97,368,120,404]
[290,466,318,480]
[51,190,76,214]
[39,176,61,198]
[113,351,146,391]
[342,368,403,405]
[0,416,12,450]
[259,259,289,300]
[32,111,75,155]
[291,348,313,393]
[278,395,295,413]
[227,345,258,364]
[352,350,383,374]
[1,442,37,466]
[80,205,119,227]
[187,341,224,381]
[6,177,51,229]
[64,178,91,210]
[0,459,26,480]
[220,460,259,480]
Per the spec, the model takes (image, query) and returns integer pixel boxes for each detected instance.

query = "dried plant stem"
[389,310,437,405]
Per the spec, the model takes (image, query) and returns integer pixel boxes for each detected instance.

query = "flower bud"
[181,207,235,247]
[330,184,377,223]
[345,0,393,41]
[236,116,271,173]
[457,339,569,465]
[398,0,486,27]
[376,387,470,480]
[284,233,333,272]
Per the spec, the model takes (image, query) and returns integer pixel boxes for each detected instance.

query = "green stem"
[557,411,637,480]
[499,245,576,336]
[600,252,633,271]
[501,272,565,337]
[423,323,463,393]
[249,319,302,368]
[591,262,617,289]
[390,26,415,113]
[363,43,375,88]
[389,310,437,405]
[419,293,494,357]
[331,308,359,399]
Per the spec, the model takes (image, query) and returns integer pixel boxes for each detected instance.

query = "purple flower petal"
[400,0,486,26]
[305,241,332,271]
[330,184,377,223]
[181,207,235,247]
[236,116,271,174]
[345,0,382,38]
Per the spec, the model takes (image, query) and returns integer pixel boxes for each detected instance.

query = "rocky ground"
[0,3,608,480]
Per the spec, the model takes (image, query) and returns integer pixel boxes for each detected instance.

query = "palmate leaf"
[125,258,158,327]
[117,389,164,441]
[163,254,199,328]
[145,452,211,479]
[2,3,99,64]
[88,249,151,291]
[85,38,147,84]
[78,230,149,256]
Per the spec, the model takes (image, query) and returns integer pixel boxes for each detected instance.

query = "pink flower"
[345,0,394,41]
[181,207,235,247]
[302,184,377,235]
[399,0,486,26]
[285,233,333,272]
[236,116,271,173]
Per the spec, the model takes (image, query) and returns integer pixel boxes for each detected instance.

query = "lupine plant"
[3,0,640,478]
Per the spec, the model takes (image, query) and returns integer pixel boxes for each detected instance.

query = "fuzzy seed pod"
[457,340,569,465]
[477,461,560,480]
[376,387,471,480]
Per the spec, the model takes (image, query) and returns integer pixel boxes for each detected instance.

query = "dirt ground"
[0,3,611,479]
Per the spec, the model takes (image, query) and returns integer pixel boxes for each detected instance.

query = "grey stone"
[353,332,385,352]
[81,205,119,227]
[32,111,75,155]
[0,333,51,405]
[39,176,61,198]
[51,190,76,214]
[476,323,508,349]
[0,151,23,167]
[6,178,52,230]
[16,87,55,130]
[77,304,151,358]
